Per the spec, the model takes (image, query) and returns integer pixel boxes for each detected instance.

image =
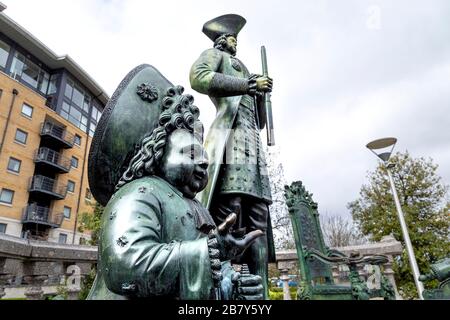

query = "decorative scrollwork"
[349,266,370,300]
[284,181,318,209]
[137,83,159,103]
[297,281,313,300]
[305,247,389,267]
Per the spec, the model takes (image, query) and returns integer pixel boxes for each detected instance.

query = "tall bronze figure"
[190,14,275,299]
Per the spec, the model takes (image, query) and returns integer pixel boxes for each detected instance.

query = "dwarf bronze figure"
[87,65,263,300]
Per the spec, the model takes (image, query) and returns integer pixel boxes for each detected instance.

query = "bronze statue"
[87,65,264,300]
[190,14,275,299]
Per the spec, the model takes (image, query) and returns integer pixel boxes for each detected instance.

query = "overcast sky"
[4,0,450,217]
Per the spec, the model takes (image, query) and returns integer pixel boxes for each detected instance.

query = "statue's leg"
[241,199,270,300]
[210,194,270,300]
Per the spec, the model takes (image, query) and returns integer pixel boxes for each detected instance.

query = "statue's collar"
[186,198,216,234]
[153,176,184,198]
[152,176,215,233]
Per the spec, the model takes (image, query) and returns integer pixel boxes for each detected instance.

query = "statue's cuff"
[248,74,258,96]
[207,234,223,287]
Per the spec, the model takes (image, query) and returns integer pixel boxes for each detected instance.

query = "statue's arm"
[190,49,256,97]
[101,193,213,298]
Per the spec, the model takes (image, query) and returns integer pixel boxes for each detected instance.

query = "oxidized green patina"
[190,14,275,300]
[88,175,217,299]
[190,14,273,209]
[87,65,264,300]
[420,257,450,300]
[285,181,396,300]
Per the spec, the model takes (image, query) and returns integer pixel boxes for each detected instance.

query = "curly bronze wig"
[116,86,201,190]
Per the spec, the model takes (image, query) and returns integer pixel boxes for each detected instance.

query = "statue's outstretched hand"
[210,213,264,261]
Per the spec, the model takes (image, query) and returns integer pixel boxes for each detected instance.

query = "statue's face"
[225,36,237,55]
[159,129,209,199]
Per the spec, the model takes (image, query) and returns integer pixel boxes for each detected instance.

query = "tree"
[348,151,450,299]
[77,202,104,246]
[266,146,296,250]
[320,214,367,248]
[77,202,103,299]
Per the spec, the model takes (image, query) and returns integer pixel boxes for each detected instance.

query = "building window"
[85,188,92,200]
[48,74,59,95]
[65,78,91,110]
[7,157,21,173]
[91,105,102,123]
[67,180,75,193]
[74,134,82,146]
[89,123,96,137]
[58,233,68,244]
[63,206,71,219]
[0,189,14,204]
[0,223,6,234]
[10,51,50,94]
[15,129,28,144]
[63,78,92,132]
[88,104,102,137]
[71,156,79,168]
[0,39,10,69]
[21,103,33,118]
[61,102,88,132]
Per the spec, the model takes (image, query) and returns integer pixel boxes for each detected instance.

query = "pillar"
[280,269,291,300]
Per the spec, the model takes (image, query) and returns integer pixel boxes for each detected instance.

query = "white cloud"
[4,0,450,216]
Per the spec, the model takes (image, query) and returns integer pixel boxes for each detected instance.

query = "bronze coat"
[190,48,275,262]
[87,176,216,300]
[190,48,267,209]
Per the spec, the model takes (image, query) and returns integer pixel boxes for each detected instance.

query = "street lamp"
[366,137,425,300]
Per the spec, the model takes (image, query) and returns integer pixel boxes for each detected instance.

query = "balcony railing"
[22,204,64,228]
[40,121,74,148]
[29,175,67,200]
[34,147,71,173]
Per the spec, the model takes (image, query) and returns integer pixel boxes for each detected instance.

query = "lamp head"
[366,137,397,162]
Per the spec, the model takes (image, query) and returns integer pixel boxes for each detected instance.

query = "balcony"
[40,121,74,149]
[22,204,64,228]
[34,148,71,173]
[29,175,67,200]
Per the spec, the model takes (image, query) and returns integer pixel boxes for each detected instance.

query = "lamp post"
[366,137,424,300]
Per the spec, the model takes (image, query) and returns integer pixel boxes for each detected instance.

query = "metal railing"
[29,175,67,198]
[40,121,74,146]
[22,204,64,227]
[34,147,71,172]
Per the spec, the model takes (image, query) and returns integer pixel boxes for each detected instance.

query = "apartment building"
[0,6,108,244]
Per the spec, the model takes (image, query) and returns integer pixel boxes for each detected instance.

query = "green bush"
[78,267,97,300]
[269,291,284,300]
[269,287,297,300]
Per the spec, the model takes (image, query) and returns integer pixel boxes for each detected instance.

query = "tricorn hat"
[202,14,246,42]
[88,64,200,206]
